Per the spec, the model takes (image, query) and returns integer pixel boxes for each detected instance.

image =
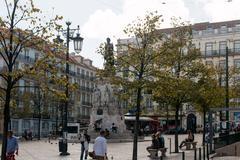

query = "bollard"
[168,138,172,154]
[199,148,202,160]
[182,151,185,160]
[194,148,197,160]
[203,145,206,160]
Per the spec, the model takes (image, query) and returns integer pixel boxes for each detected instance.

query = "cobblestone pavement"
[2,134,239,160]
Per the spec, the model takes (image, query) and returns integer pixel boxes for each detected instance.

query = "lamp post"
[54,21,83,156]
[225,46,229,133]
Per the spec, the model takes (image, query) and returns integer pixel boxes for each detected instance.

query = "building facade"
[116,20,240,132]
[0,47,96,137]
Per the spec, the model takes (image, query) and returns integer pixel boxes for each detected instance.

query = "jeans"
[80,142,85,160]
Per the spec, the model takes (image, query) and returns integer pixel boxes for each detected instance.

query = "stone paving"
[1,134,239,160]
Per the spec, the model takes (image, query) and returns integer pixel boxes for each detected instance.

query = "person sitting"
[179,130,194,149]
[105,129,110,139]
[156,131,165,148]
[147,134,159,150]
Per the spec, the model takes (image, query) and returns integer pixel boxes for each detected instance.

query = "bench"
[185,142,197,150]
[147,148,167,158]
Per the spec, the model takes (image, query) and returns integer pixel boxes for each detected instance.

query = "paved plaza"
[1,134,239,160]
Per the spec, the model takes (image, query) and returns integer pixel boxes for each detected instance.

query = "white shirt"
[93,136,107,156]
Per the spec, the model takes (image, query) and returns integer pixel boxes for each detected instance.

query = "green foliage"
[98,11,164,109]
[152,19,202,107]
[192,65,225,112]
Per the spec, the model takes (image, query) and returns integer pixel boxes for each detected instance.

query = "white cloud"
[197,0,240,22]
[82,0,190,40]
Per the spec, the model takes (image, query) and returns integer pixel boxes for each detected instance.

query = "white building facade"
[0,47,96,137]
[116,20,240,132]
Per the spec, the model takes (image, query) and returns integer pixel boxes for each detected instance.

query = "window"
[42,122,49,130]
[82,93,86,102]
[235,24,240,32]
[234,59,240,69]
[86,71,89,78]
[234,40,240,53]
[82,80,85,87]
[219,60,226,69]
[87,82,89,89]
[19,80,24,92]
[12,121,19,134]
[87,94,90,103]
[206,27,213,34]
[77,68,80,74]
[205,43,213,56]
[220,25,227,33]
[24,49,29,59]
[22,120,30,130]
[81,69,85,75]
[219,41,227,55]
[35,52,39,61]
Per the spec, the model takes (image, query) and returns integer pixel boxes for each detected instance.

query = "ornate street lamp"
[54,21,83,156]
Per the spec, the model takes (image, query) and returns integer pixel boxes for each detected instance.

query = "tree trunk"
[132,87,142,160]
[203,110,206,146]
[174,103,180,153]
[38,110,41,140]
[1,86,12,160]
[56,104,59,137]
[166,104,169,130]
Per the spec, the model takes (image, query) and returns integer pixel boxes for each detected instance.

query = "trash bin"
[59,138,67,153]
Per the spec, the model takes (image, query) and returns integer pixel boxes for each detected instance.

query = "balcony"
[202,48,240,58]
[82,101,92,106]
[18,54,35,63]
[69,71,76,76]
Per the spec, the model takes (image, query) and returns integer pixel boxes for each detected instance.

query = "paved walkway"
[1,134,239,160]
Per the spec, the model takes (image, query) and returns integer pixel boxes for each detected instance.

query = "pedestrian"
[93,130,107,160]
[79,132,85,160]
[23,130,28,141]
[83,131,91,160]
[6,130,19,160]
[28,130,33,141]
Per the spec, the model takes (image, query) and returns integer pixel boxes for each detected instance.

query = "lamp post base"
[60,152,70,156]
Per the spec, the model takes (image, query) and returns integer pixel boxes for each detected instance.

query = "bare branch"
[13,10,27,27]
[4,0,11,22]
[11,43,24,66]
[0,86,6,92]
[0,73,8,81]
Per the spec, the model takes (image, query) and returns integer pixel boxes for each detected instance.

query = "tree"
[152,19,203,153]
[98,12,164,160]
[192,65,225,145]
[0,0,62,158]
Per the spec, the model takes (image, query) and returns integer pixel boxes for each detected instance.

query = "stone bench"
[185,142,197,150]
[147,147,167,158]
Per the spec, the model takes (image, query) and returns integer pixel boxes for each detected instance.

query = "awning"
[124,116,158,122]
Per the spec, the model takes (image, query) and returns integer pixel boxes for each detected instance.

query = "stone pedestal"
[88,81,133,141]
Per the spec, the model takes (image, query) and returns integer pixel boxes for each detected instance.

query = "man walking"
[6,130,19,160]
[80,130,91,160]
[93,130,107,160]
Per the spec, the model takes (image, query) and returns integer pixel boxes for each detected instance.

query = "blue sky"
[1,0,240,68]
